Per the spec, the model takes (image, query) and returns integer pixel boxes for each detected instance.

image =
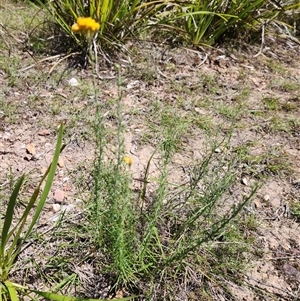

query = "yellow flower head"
[71,17,100,34]
[123,156,133,167]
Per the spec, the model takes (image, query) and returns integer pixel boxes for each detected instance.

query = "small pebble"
[58,157,64,168]
[31,154,40,161]
[38,129,51,136]
[75,199,83,205]
[68,78,79,87]
[54,189,65,202]
[242,177,248,185]
[263,194,270,201]
[52,203,61,212]
[126,80,139,89]
[214,148,221,153]
[63,177,69,183]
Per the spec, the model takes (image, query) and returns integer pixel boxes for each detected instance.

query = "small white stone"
[68,78,79,86]
[63,177,70,183]
[263,194,270,201]
[75,199,83,205]
[214,148,222,153]
[52,203,61,212]
[242,177,248,186]
[126,80,139,89]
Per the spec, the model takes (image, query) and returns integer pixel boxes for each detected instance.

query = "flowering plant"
[34,0,170,53]
[71,16,100,64]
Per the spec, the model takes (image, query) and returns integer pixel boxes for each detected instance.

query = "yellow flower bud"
[123,156,133,166]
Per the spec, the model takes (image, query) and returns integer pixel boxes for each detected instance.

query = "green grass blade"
[24,124,64,240]
[138,147,158,203]
[285,3,300,10]
[0,283,4,301]
[4,281,19,301]
[0,175,24,257]
[3,177,45,275]
[170,11,236,22]
[6,182,40,239]
[2,125,64,275]
[100,0,110,25]
[5,171,43,245]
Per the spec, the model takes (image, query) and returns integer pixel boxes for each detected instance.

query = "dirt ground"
[1,13,300,299]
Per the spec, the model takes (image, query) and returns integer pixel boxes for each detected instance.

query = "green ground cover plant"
[31,0,169,53]
[88,69,259,296]
[28,0,300,57]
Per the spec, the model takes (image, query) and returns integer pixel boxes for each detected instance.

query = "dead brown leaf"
[26,143,35,155]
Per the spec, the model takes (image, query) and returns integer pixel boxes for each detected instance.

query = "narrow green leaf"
[4,281,19,301]
[0,176,24,257]
[171,11,236,22]
[3,177,44,275]
[3,125,64,274]
[52,273,77,291]
[5,177,41,243]
[285,3,300,10]
[24,124,64,240]
[0,283,4,301]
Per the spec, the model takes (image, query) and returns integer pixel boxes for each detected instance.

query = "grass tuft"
[88,70,259,297]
